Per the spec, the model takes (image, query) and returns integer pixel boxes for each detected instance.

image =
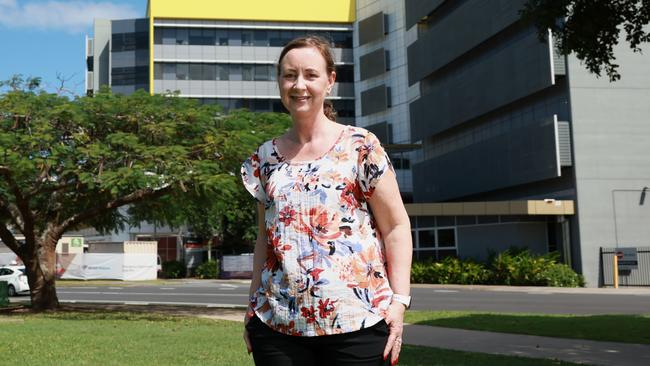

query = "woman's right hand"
[243,310,253,354]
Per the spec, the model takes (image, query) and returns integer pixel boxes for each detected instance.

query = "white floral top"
[240,126,394,336]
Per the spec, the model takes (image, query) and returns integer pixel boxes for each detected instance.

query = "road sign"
[615,247,638,270]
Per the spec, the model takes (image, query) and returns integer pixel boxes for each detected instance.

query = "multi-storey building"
[86,0,356,123]
[85,0,650,286]
[402,0,650,286]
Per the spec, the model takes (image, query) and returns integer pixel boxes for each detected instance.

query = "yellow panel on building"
[147,0,356,23]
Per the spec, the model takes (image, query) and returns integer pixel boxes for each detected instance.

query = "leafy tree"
[521,0,650,81]
[0,82,289,311]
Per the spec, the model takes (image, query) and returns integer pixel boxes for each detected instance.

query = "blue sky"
[0,0,148,96]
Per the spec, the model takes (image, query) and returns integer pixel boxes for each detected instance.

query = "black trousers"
[246,315,391,366]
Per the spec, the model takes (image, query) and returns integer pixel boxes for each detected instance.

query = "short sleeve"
[240,150,265,203]
[357,131,393,200]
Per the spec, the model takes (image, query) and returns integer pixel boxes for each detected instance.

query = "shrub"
[410,257,490,285]
[195,259,219,279]
[489,249,583,287]
[410,249,583,287]
[162,260,186,279]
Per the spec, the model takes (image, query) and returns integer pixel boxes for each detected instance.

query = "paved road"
[13,281,649,314]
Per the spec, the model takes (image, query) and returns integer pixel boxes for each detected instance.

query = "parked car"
[0,265,30,296]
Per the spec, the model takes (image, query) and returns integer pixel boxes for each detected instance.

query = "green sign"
[71,238,83,247]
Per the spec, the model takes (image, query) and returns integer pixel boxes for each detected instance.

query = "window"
[216,30,229,45]
[189,29,203,45]
[253,99,270,112]
[336,65,354,83]
[418,229,436,248]
[176,63,189,80]
[162,28,176,45]
[254,64,269,81]
[203,29,216,45]
[242,65,254,81]
[269,30,283,47]
[163,63,175,80]
[154,63,162,79]
[189,63,202,80]
[254,30,268,46]
[203,64,216,80]
[230,64,242,81]
[154,28,162,44]
[229,30,242,46]
[216,64,229,80]
[437,228,456,248]
[176,28,188,45]
[241,30,254,46]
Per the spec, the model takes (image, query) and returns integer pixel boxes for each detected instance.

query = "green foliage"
[0,85,290,252]
[411,250,583,287]
[161,260,185,279]
[195,259,219,279]
[490,249,584,287]
[411,257,490,285]
[521,0,650,81]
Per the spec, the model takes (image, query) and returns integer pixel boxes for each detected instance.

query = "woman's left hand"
[383,301,406,365]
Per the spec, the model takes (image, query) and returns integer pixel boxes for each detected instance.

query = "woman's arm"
[367,169,412,365]
[244,202,267,354]
[247,202,267,312]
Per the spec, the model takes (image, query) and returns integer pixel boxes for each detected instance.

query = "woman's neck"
[288,113,336,144]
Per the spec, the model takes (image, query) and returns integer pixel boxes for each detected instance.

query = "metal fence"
[600,247,650,286]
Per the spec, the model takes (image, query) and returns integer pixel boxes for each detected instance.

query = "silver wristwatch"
[392,294,411,309]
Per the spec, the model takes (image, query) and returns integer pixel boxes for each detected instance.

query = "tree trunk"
[24,239,60,312]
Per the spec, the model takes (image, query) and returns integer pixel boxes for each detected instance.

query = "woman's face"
[278,46,335,119]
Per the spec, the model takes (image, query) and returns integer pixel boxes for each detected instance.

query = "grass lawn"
[0,311,578,366]
[405,311,650,345]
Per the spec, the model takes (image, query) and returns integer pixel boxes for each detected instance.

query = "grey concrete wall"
[568,44,650,287]
[458,222,548,262]
[92,19,111,91]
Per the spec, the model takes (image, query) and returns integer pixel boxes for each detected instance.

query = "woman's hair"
[277,35,338,121]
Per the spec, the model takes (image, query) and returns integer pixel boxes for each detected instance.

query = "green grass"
[0,311,578,366]
[405,311,650,345]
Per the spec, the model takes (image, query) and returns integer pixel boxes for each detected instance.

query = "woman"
[241,35,412,366]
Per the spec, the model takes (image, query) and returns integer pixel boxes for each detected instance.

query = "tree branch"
[0,165,34,235]
[0,222,21,257]
[57,185,173,236]
[0,198,25,235]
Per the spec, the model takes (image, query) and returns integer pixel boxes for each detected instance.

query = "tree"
[521,0,650,81]
[0,83,289,311]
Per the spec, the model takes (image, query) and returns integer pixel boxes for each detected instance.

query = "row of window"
[195,98,355,118]
[154,28,353,48]
[112,32,148,52]
[154,63,354,83]
[112,66,148,86]
[411,227,458,262]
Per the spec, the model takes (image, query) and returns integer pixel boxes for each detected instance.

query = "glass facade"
[196,98,354,117]
[154,27,353,48]
[154,63,354,83]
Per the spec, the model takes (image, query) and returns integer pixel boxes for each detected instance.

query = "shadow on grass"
[399,345,574,366]
[0,303,239,323]
[406,312,650,345]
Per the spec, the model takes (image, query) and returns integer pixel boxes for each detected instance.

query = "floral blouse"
[240,126,395,337]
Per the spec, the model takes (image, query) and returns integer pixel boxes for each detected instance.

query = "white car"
[0,265,30,296]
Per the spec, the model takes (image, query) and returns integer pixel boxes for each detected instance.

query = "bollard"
[613,254,619,289]
[0,281,8,307]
